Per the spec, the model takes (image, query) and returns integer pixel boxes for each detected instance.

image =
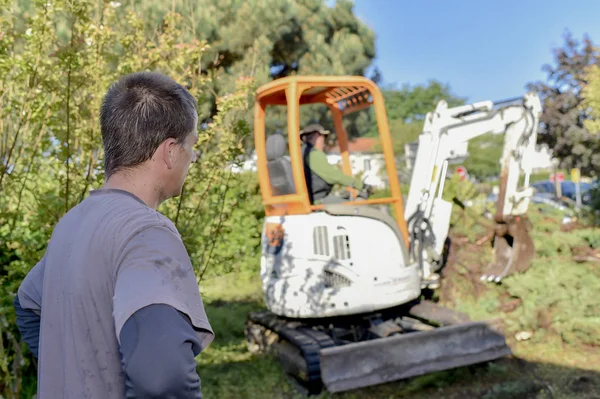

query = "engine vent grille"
[322,270,351,288]
[333,234,351,260]
[313,226,329,256]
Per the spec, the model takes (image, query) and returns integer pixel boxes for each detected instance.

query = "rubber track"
[248,311,335,391]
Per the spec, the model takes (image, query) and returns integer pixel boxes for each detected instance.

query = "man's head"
[100,71,199,200]
[299,123,330,151]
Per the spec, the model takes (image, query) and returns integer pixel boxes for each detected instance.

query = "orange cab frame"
[254,76,409,246]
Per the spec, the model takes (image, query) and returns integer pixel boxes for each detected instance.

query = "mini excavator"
[245,76,542,394]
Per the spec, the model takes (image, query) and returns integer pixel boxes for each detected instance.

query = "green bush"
[560,318,600,346]
[501,231,600,344]
[462,132,504,181]
[186,172,264,280]
[441,174,490,239]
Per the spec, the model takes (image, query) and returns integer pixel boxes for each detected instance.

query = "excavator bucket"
[481,215,535,283]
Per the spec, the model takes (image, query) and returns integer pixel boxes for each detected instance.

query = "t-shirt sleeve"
[113,224,214,351]
[18,256,46,315]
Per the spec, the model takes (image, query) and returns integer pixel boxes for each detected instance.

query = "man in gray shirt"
[14,71,214,398]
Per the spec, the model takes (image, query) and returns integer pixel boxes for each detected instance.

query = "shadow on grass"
[329,356,600,399]
[199,352,600,399]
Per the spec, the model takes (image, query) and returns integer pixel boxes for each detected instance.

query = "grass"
[197,273,306,399]
[196,205,600,398]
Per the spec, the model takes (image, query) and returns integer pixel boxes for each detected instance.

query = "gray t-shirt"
[18,189,214,398]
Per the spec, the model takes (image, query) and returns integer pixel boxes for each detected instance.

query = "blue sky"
[350,0,600,102]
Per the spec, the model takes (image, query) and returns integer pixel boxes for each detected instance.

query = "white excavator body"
[260,211,422,319]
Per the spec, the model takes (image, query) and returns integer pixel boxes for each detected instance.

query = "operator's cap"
[300,123,330,136]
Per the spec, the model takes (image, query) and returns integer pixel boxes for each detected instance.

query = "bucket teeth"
[482,215,535,282]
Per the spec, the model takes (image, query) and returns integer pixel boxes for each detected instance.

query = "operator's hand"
[357,184,374,199]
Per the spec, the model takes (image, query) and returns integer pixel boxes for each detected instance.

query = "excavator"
[245,76,542,394]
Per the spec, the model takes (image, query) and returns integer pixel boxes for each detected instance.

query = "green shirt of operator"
[300,123,363,204]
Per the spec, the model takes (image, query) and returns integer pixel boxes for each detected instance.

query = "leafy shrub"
[441,174,490,239]
[502,247,600,344]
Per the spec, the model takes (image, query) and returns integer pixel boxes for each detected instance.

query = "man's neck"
[102,171,163,210]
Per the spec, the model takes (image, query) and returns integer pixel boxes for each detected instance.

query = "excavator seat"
[266,133,296,196]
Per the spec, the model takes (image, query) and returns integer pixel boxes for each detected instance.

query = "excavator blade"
[319,320,511,393]
[481,215,535,283]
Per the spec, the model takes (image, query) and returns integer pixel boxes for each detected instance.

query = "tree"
[581,63,600,132]
[463,133,504,180]
[9,0,377,146]
[381,79,466,123]
[373,119,424,154]
[371,80,466,155]
[526,31,600,177]
[118,0,375,138]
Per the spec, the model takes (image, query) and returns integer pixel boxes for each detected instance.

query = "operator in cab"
[300,123,370,204]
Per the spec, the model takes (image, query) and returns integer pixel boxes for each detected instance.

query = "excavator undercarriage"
[245,300,511,394]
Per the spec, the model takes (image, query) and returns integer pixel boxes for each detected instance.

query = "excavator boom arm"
[403,92,542,284]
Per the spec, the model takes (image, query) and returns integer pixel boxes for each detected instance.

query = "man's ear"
[158,138,178,169]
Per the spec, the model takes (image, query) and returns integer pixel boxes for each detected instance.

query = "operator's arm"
[114,224,214,399]
[309,150,364,190]
[15,256,46,358]
[119,304,204,398]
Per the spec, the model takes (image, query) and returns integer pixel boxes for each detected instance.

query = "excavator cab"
[254,75,409,243]
[247,76,518,394]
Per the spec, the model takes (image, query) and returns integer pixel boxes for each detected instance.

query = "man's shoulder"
[67,189,179,240]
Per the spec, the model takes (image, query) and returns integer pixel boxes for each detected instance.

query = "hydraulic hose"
[406,209,436,275]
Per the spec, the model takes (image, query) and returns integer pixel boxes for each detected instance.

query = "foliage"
[503,252,600,347]
[4,2,599,398]
[370,82,519,182]
[463,132,504,181]
[119,0,377,141]
[165,171,264,281]
[441,174,489,236]
[380,80,466,124]
[372,120,424,155]
[0,1,258,396]
[10,0,378,147]
[526,31,600,177]
[370,80,466,160]
[446,203,600,350]
[581,63,600,133]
